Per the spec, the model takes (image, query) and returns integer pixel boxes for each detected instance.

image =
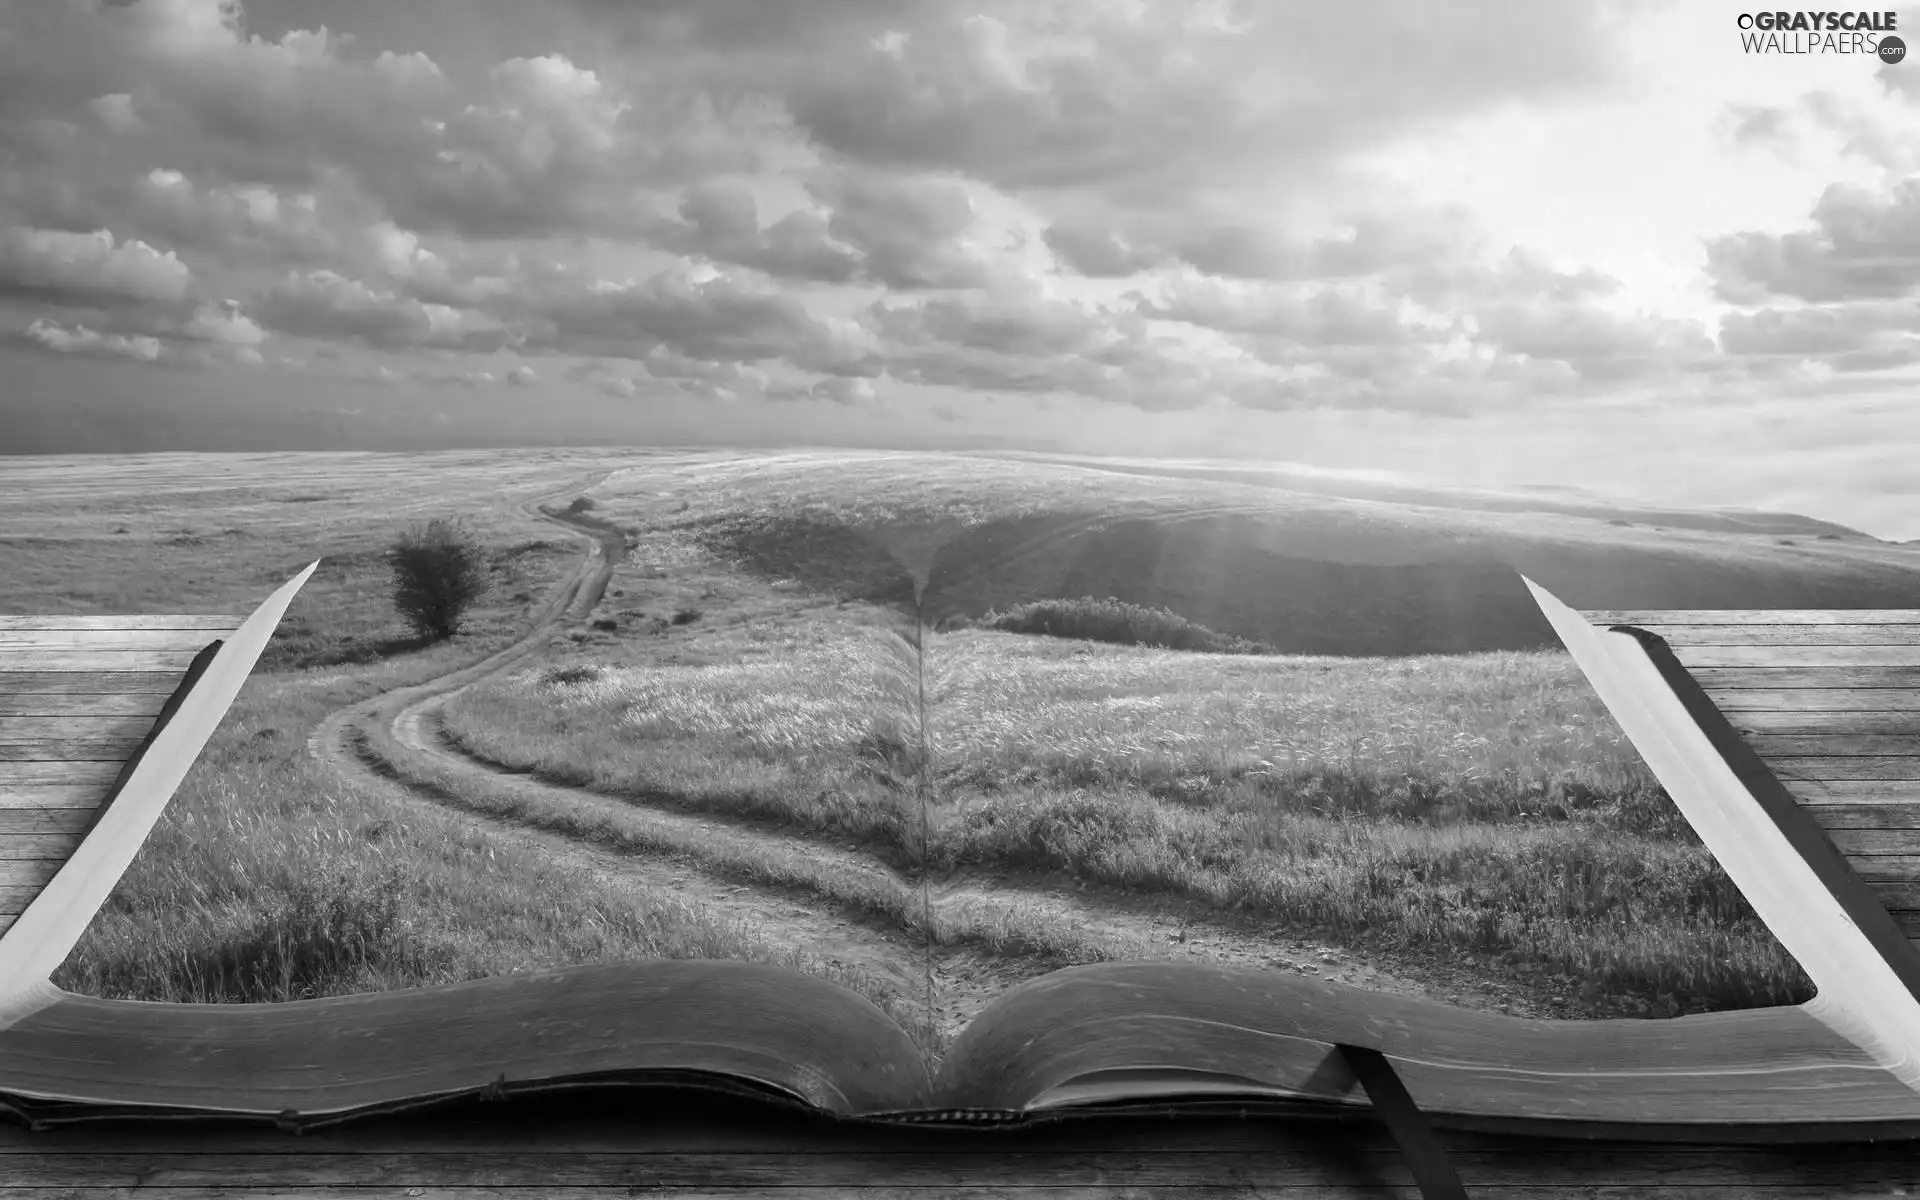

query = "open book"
[8,562,1920,1163]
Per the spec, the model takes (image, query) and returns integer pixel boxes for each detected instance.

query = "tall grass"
[445,622,1813,1018]
[440,625,927,861]
[53,673,945,1057]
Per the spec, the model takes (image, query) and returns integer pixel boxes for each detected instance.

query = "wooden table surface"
[1591,610,1920,945]
[8,1087,1920,1198]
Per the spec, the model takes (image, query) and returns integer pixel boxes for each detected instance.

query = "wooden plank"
[1802,804,1920,829]
[0,832,82,861]
[1782,779,1920,801]
[1867,881,1920,909]
[1585,610,1920,625]
[0,714,157,742]
[1692,666,1920,689]
[0,807,95,835]
[0,784,109,810]
[1837,856,1920,884]
[0,762,120,789]
[1744,733,1920,756]
[1770,757,1920,781]
[1827,829,1920,855]
[1632,624,1920,646]
[0,741,143,762]
[0,615,240,630]
[1710,690,1920,712]
[8,1139,1920,1193]
[1,859,65,913]
[1725,711,1920,734]
[1669,647,1920,668]
[0,692,175,717]
[0,629,234,652]
[0,649,216,674]
[0,858,67,889]
[10,1111,1920,1199]
[0,672,189,699]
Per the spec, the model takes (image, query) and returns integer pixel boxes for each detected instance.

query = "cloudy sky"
[2,1,1917,537]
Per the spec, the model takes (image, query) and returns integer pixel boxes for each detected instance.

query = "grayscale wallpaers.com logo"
[1735,10,1906,61]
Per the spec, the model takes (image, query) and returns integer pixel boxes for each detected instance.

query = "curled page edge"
[0,562,319,1021]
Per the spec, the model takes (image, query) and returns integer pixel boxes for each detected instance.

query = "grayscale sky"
[1,1,1916,536]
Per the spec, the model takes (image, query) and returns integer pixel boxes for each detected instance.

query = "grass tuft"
[983,596,1276,654]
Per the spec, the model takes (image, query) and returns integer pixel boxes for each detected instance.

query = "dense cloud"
[1707,180,1920,303]
[659,183,862,283]
[1136,279,1428,346]
[0,0,1915,440]
[525,266,839,364]
[777,1,1629,192]
[254,269,509,351]
[0,227,194,307]
[130,170,337,263]
[1044,212,1473,283]
[1471,305,1717,382]
[810,169,994,289]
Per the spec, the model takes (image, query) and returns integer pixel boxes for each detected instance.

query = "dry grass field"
[8,446,1918,1065]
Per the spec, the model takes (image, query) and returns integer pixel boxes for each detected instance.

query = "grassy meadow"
[13,445,1909,1064]
[0,451,939,1053]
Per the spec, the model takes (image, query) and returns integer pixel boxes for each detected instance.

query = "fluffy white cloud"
[779,0,1630,192]
[130,168,334,262]
[178,298,266,344]
[1708,179,1920,303]
[0,227,193,306]
[23,318,164,361]
[811,376,876,404]
[1136,278,1434,346]
[254,269,508,351]
[525,263,875,374]
[657,183,862,282]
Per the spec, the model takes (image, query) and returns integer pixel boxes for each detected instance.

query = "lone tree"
[387,517,489,640]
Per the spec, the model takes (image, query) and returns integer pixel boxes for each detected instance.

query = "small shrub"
[981,597,1272,654]
[387,517,489,641]
[541,664,603,686]
[671,607,702,626]
[566,497,596,514]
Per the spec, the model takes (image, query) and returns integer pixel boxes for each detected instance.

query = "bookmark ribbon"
[1336,1043,1469,1200]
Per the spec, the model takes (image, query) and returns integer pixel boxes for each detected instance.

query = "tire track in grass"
[413,695,1471,1014]
[307,471,1039,1045]
[309,467,1489,1048]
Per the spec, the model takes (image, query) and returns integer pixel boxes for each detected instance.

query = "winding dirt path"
[305,468,1525,1046]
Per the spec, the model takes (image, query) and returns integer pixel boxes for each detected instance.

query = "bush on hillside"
[387,517,489,640]
[981,596,1274,654]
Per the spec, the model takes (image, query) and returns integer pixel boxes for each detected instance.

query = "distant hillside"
[684,452,1920,657]
[980,453,1873,540]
